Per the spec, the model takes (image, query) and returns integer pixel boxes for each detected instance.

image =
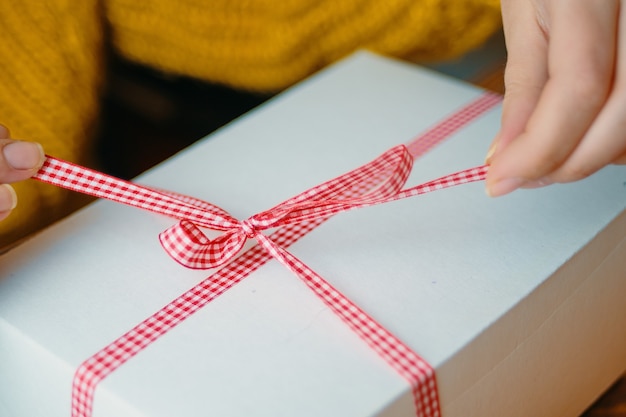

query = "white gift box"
[1,52,625,417]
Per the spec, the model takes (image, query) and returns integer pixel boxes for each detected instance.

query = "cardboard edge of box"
[0,308,150,416]
[435,209,626,417]
[2,51,625,417]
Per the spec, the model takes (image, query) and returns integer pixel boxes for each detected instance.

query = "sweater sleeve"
[0,0,104,246]
[0,0,501,246]
[106,0,502,91]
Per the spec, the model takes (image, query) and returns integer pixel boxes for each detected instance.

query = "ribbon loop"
[159,220,246,270]
[234,145,415,231]
[269,145,413,210]
[156,144,490,271]
[157,145,419,269]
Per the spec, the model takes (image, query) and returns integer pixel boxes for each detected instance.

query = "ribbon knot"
[34,143,487,273]
[240,218,258,239]
[155,145,422,270]
[149,144,488,271]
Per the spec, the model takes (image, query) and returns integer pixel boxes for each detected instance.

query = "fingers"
[0,139,46,182]
[487,0,621,196]
[547,1,626,181]
[487,0,549,161]
[0,184,17,221]
[0,123,45,220]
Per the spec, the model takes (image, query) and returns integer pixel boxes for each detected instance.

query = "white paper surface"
[1,52,625,417]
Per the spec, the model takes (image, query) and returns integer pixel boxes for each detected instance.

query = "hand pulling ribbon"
[33,92,501,417]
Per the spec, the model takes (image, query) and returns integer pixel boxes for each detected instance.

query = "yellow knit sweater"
[0,0,501,246]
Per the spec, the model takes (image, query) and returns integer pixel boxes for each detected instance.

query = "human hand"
[0,124,45,221]
[486,0,624,197]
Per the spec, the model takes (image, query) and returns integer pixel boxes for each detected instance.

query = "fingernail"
[485,141,498,164]
[522,177,553,189]
[3,141,45,170]
[486,177,525,197]
[0,184,17,212]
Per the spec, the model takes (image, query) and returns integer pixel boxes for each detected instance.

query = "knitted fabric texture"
[0,1,104,245]
[107,0,502,90]
[0,0,501,246]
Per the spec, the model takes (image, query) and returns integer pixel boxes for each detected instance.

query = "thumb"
[0,139,45,183]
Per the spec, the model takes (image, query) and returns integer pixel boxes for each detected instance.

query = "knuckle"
[519,140,569,177]
[556,161,595,183]
[529,152,563,177]
[504,71,544,96]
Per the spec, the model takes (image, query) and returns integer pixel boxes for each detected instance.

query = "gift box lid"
[1,51,625,417]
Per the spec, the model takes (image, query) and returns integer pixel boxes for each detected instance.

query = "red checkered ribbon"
[33,92,501,417]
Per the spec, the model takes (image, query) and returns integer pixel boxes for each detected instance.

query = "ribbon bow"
[35,145,486,270]
[158,145,486,270]
[34,143,488,417]
[160,144,423,269]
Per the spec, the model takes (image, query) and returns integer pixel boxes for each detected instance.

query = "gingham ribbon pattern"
[32,91,501,417]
